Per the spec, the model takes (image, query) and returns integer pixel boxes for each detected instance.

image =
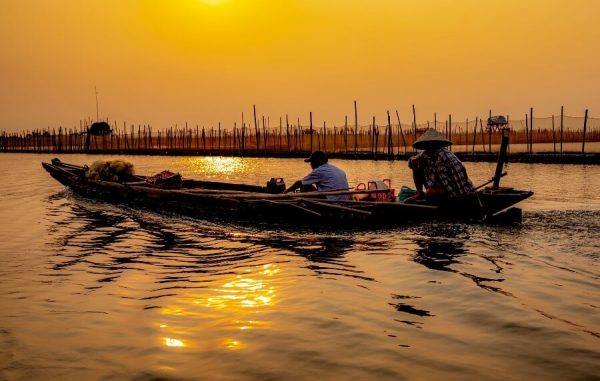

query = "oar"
[51,159,86,172]
[180,188,394,200]
[183,188,258,195]
[298,198,372,215]
[252,199,323,218]
[124,180,147,186]
[474,172,507,191]
[321,199,439,210]
[46,162,82,177]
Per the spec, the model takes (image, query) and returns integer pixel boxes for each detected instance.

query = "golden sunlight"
[224,338,245,350]
[190,157,246,175]
[1,1,599,131]
[164,337,186,347]
[158,263,282,351]
[199,0,228,4]
[207,264,280,311]
[207,274,276,309]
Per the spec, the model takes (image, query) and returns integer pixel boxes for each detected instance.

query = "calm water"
[0,153,599,381]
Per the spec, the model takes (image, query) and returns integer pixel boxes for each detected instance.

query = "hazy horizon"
[1,0,598,133]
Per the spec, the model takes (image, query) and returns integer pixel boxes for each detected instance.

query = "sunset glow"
[0,0,598,131]
[200,0,227,4]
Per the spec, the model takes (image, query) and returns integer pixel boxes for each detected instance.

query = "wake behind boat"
[42,157,533,227]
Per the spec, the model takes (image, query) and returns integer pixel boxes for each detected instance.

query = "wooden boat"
[42,157,533,227]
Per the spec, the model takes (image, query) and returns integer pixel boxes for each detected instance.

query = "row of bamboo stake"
[2,105,598,156]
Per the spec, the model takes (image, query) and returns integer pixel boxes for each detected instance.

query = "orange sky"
[0,0,598,132]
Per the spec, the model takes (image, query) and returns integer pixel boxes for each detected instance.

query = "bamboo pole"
[253,105,259,151]
[396,110,406,154]
[493,129,509,189]
[298,117,302,151]
[344,115,348,154]
[448,114,452,151]
[372,116,377,157]
[370,116,375,156]
[525,114,529,153]
[286,114,290,152]
[383,122,387,157]
[507,115,510,156]
[465,118,469,153]
[262,115,267,154]
[354,100,358,154]
[185,122,189,150]
[131,124,135,151]
[387,110,393,159]
[323,121,327,151]
[530,107,534,154]
[241,112,245,153]
[488,110,492,153]
[480,118,485,152]
[218,122,221,152]
[582,108,588,154]
[412,104,417,152]
[333,126,337,152]
[293,125,298,151]
[309,111,313,152]
[552,115,556,153]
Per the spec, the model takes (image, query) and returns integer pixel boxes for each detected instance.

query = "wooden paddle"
[474,172,507,191]
[250,199,323,218]
[177,188,397,200]
[298,198,373,215]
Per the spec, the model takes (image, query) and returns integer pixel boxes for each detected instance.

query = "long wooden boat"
[42,158,533,227]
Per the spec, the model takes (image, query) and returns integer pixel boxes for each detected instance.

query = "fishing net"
[86,160,135,182]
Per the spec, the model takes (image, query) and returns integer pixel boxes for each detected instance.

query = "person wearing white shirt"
[284,151,351,201]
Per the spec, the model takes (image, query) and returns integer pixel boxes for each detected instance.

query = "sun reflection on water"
[205,264,279,312]
[158,263,281,350]
[224,338,245,350]
[188,156,247,175]
[164,338,185,347]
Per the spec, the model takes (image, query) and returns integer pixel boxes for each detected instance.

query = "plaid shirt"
[410,148,474,197]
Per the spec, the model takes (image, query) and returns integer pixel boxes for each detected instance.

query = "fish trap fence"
[1,115,598,156]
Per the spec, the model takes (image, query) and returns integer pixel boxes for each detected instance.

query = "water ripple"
[1,154,599,381]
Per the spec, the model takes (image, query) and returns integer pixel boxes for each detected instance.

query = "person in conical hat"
[404,129,474,204]
[412,128,452,150]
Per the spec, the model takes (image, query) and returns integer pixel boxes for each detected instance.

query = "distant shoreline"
[2,150,598,165]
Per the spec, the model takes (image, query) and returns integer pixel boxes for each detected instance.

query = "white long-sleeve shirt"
[301,163,351,201]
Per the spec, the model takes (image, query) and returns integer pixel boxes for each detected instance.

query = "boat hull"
[42,160,533,227]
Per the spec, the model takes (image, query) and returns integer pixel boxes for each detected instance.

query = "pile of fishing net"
[86,160,135,182]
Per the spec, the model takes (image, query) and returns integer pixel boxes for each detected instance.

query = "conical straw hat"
[412,128,452,149]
